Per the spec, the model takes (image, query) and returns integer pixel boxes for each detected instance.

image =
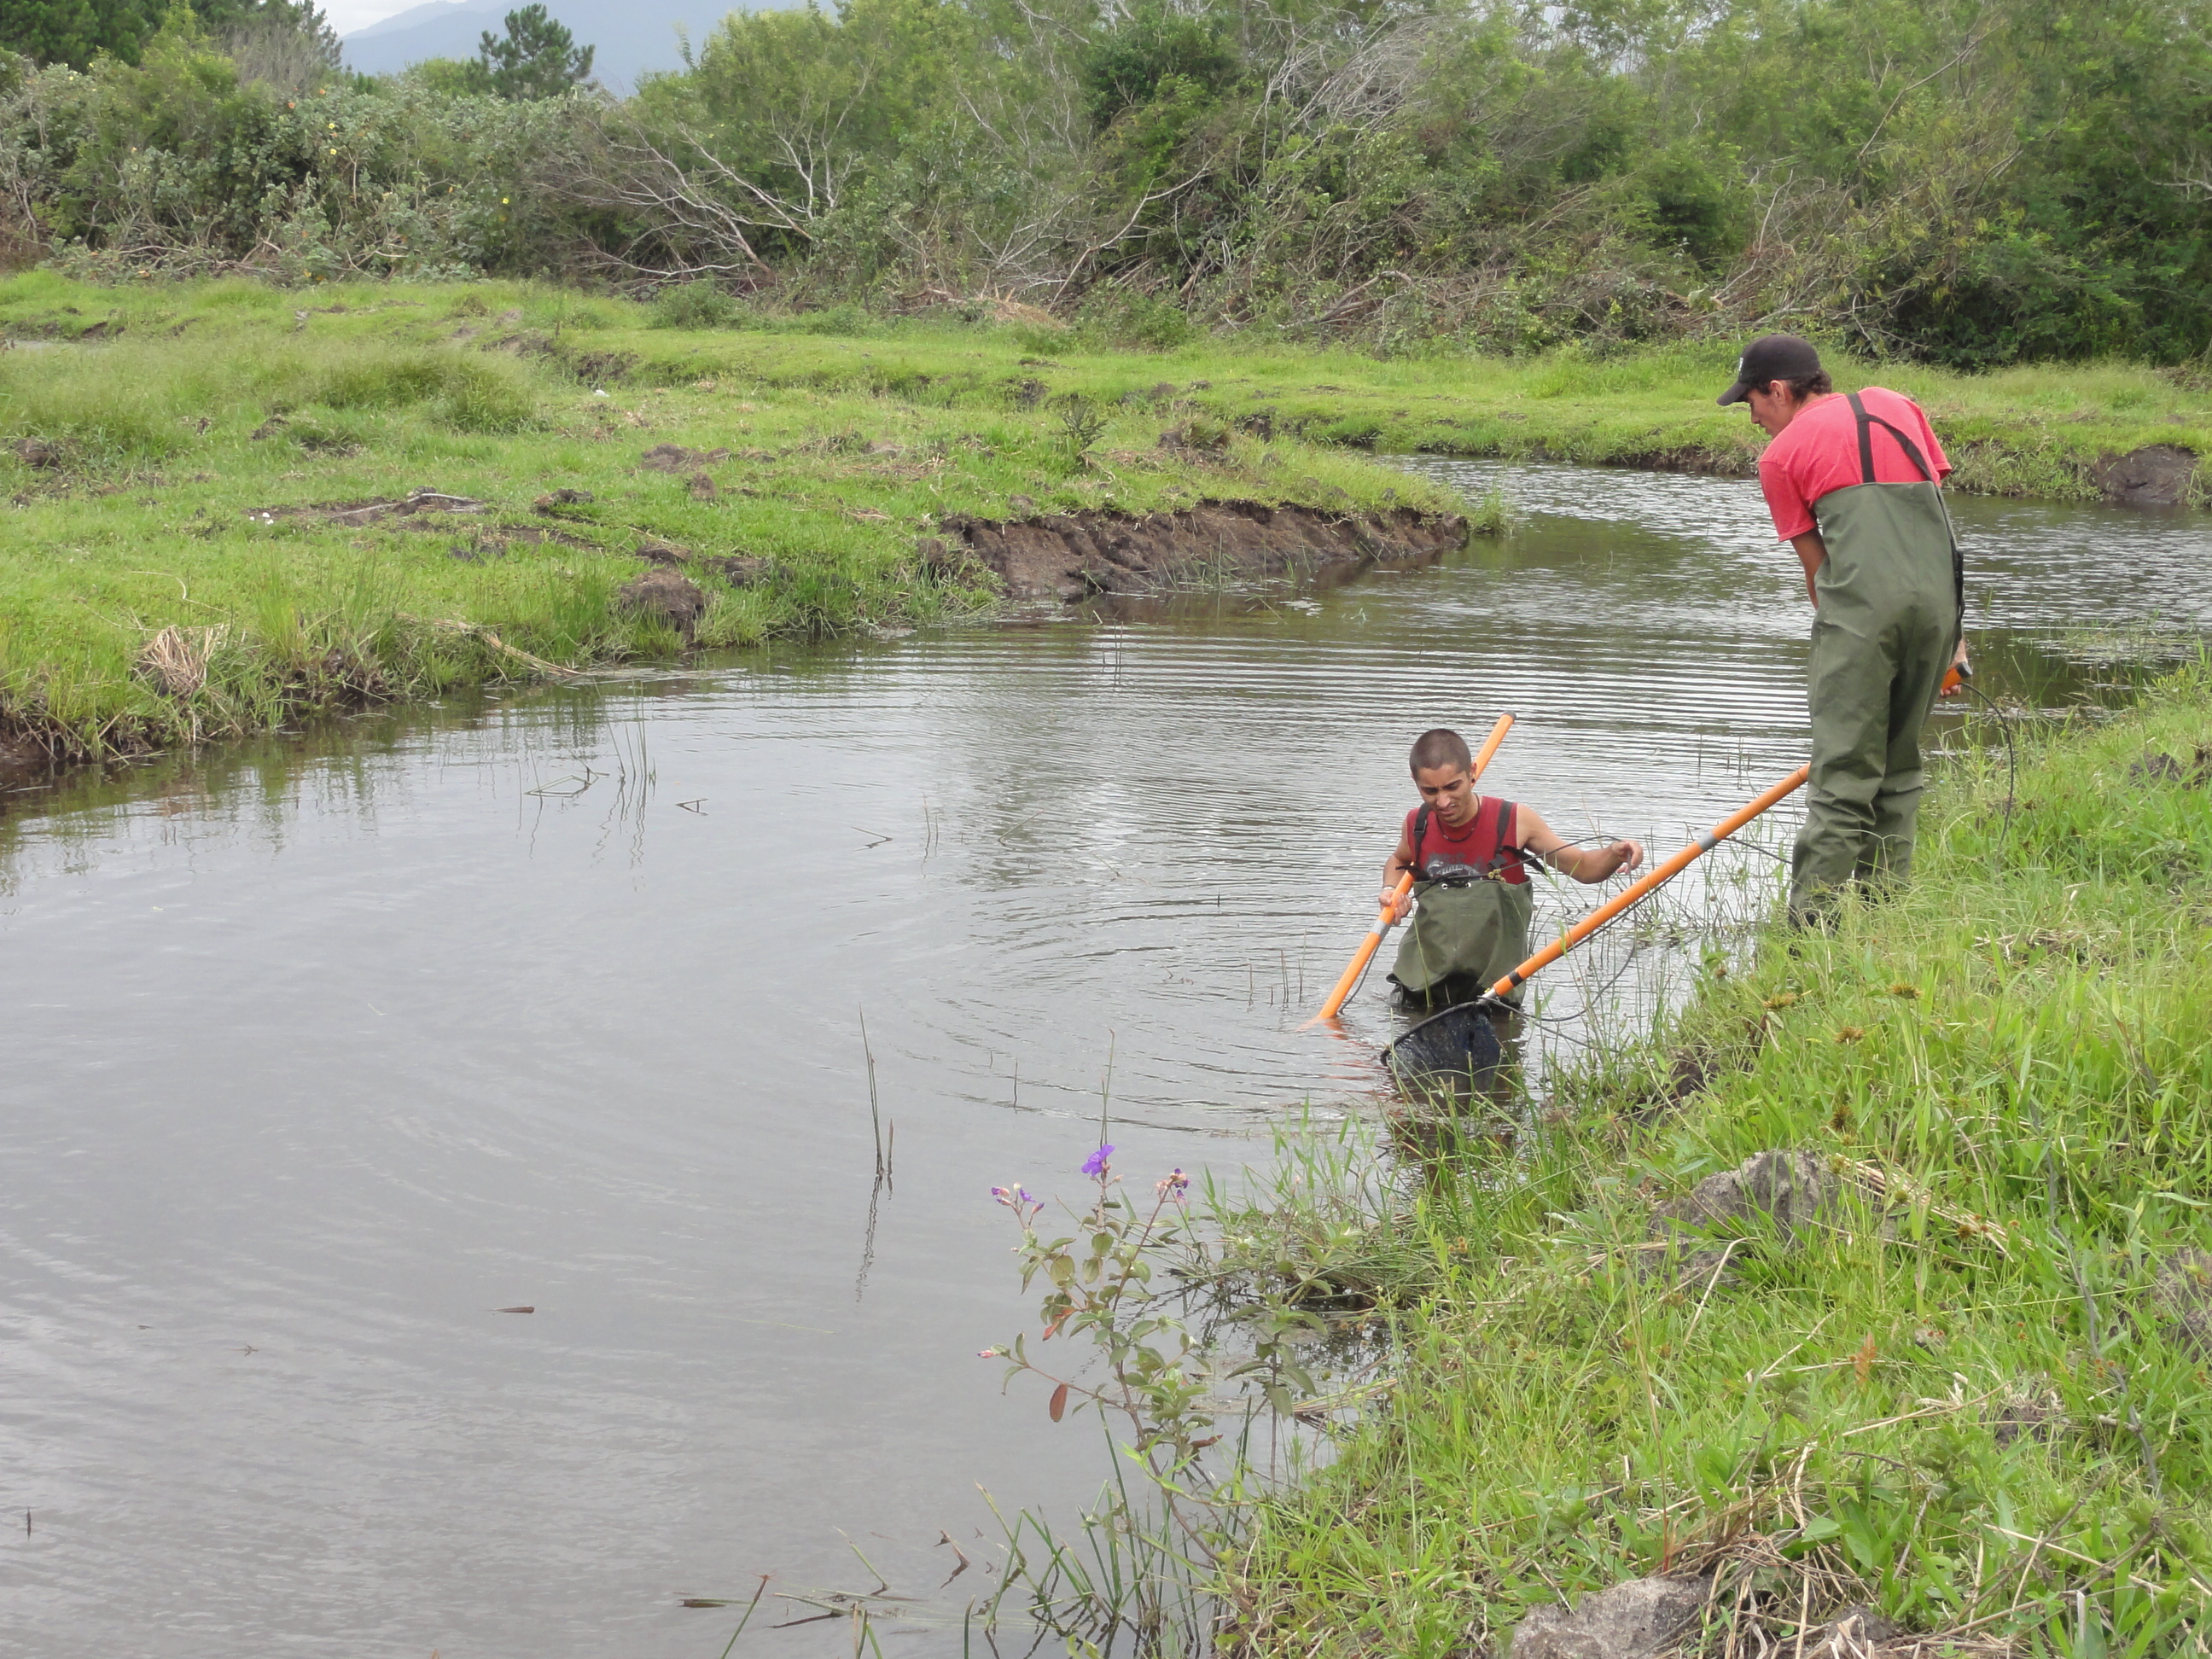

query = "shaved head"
[1409,728,1472,775]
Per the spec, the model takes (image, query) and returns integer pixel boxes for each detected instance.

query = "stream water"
[2,461,2206,1657]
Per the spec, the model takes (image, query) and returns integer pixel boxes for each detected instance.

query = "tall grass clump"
[0,347,195,468]
[648,282,741,330]
[317,351,538,434]
[1220,666,2212,1658]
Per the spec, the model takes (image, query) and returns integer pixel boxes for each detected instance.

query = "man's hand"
[1590,839,1645,879]
[1940,637,1970,696]
[1377,887,1409,921]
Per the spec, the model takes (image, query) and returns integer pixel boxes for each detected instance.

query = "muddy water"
[2,463,2205,1657]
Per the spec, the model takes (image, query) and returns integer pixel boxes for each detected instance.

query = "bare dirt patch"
[616,568,709,639]
[633,539,772,586]
[2093,444,2198,507]
[445,524,600,561]
[243,489,486,526]
[640,444,731,473]
[936,500,1466,602]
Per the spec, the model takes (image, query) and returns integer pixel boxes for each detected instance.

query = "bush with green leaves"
[6,0,2212,365]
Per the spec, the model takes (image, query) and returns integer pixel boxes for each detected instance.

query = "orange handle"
[1480,764,1811,1005]
[1308,714,1514,1023]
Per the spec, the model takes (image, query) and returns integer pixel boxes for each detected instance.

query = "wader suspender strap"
[1410,803,1432,880]
[1848,392,1964,614]
[1484,795,1519,878]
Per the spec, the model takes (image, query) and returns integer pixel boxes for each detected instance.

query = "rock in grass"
[701,555,770,588]
[2154,1249,2212,1354]
[639,443,730,473]
[1642,1150,1848,1285]
[1507,1575,1706,1659]
[1651,1150,1840,1241]
[1794,1604,1901,1658]
[1990,1378,2068,1446]
[616,568,707,641]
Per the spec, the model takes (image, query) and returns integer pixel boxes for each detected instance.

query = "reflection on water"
[1,460,2204,1656]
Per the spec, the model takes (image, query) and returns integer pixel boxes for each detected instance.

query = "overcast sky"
[328,0,451,35]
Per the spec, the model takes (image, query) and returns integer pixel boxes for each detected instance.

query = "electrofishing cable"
[1961,677,2018,857]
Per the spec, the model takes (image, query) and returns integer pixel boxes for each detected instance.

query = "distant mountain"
[344,0,753,92]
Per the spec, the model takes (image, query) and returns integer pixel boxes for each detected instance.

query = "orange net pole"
[1479,764,1811,1005]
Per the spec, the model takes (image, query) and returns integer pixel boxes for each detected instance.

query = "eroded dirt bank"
[934,500,1467,602]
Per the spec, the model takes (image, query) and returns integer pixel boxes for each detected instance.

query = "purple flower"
[1156,1167,1190,1201]
[1081,1144,1115,1179]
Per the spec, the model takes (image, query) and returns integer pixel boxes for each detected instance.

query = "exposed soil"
[634,539,772,587]
[934,500,1467,602]
[2093,443,2200,507]
[243,490,486,526]
[445,524,599,560]
[616,568,709,640]
[0,726,57,792]
[639,444,731,473]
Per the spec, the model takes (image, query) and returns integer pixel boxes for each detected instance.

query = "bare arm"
[1514,806,1644,885]
[1379,829,1416,916]
[1790,530,1826,606]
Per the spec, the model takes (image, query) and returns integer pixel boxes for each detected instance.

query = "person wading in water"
[1720,335,1968,925]
[1381,727,1645,1006]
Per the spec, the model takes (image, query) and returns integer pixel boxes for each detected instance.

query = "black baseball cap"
[1717,335,1824,405]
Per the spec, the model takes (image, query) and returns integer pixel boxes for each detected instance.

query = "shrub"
[648,280,739,329]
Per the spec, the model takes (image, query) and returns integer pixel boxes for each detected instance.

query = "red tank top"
[1403,796,1528,886]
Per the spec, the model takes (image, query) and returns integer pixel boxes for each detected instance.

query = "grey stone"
[1651,1150,1840,1241]
[1507,1575,1706,1659]
[1991,1379,2068,1446]
[1642,1150,1848,1284]
[1796,1604,1902,1658]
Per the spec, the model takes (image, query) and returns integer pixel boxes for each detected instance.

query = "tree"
[474,4,594,101]
[0,0,162,67]
[0,0,328,70]
[214,0,344,90]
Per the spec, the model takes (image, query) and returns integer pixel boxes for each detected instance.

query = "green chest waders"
[1791,394,1964,917]
[1388,798,1537,1003]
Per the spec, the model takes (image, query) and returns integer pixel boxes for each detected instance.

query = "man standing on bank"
[1720,334,1968,923]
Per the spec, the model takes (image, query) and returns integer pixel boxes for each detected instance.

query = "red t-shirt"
[1757,387,1951,541]
[1401,796,1528,886]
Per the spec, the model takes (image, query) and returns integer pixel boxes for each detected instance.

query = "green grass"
[6,271,2207,765]
[0,273,1454,762]
[1220,672,2212,1656]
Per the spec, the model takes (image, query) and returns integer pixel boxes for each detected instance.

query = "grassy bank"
[1222,672,2212,1655]
[0,272,1452,767]
[6,272,2209,770]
